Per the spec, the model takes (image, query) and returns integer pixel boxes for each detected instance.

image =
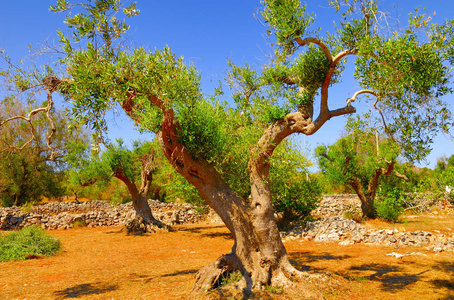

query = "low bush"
[0,226,61,261]
[375,188,404,222]
[343,207,363,222]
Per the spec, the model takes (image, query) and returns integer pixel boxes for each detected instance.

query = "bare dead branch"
[1,78,58,159]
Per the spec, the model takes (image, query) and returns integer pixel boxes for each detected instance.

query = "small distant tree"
[66,139,170,233]
[316,115,409,218]
[434,154,454,199]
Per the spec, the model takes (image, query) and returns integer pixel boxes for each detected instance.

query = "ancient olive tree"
[66,139,170,233]
[13,0,453,294]
[315,115,409,218]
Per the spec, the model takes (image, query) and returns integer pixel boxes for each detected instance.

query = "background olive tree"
[315,114,410,219]
[0,100,88,207]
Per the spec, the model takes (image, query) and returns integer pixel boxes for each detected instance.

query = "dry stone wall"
[313,193,454,218]
[1,194,453,253]
[0,200,204,231]
[282,216,454,253]
[284,194,454,253]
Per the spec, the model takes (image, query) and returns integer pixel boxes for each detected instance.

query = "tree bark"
[348,159,408,219]
[349,178,375,218]
[114,154,170,234]
[156,103,327,297]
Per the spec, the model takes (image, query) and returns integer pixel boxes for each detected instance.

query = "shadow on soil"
[54,282,118,299]
[162,269,198,277]
[127,273,153,284]
[431,261,454,294]
[290,252,454,297]
[289,251,352,272]
[349,264,420,291]
[179,226,233,239]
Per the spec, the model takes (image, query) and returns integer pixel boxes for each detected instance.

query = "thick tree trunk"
[115,154,170,234]
[156,107,329,297]
[126,193,169,234]
[349,178,375,218]
[349,159,408,219]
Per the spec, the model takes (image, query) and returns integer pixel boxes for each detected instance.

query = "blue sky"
[1,0,453,169]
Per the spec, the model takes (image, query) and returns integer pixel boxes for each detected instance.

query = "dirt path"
[1,223,453,299]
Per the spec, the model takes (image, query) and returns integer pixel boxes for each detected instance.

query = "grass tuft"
[0,226,61,261]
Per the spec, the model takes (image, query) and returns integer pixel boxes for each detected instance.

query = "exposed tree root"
[124,216,172,235]
[193,253,238,292]
[192,253,346,299]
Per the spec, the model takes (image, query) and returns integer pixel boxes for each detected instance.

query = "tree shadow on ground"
[127,273,153,284]
[431,261,454,294]
[178,226,233,239]
[178,226,225,233]
[53,282,118,299]
[289,251,352,272]
[201,231,233,239]
[349,263,420,291]
[161,269,198,277]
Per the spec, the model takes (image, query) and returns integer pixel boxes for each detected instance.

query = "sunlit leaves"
[261,0,315,55]
[53,0,138,56]
[270,138,321,218]
[291,45,330,96]
[355,30,452,161]
[316,114,401,189]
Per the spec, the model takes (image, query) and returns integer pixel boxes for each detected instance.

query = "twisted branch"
[1,78,59,159]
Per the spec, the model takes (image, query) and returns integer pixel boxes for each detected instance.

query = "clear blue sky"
[1,1,453,169]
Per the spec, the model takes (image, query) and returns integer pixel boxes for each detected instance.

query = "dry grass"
[0,215,453,299]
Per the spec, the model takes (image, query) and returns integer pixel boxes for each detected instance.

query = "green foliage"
[262,0,315,54]
[265,284,284,294]
[220,271,243,287]
[54,0,453,182]
[316,114,401,191]
[375,188,404,222]
[0,102,88,207]
[0,226,61,261]
[4,0,449,232]
[355,28,452,161]
[270,139,321,221]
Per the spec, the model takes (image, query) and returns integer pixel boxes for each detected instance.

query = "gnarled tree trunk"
[156,101,341,297]
[349,159,409,219]
[115,153,170,234]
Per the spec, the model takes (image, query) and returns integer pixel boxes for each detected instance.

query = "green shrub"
[375,188,404,222]
[72,220,87,228]
[343,207,363,222]
[0,226,61,261]
[220,271,243,287]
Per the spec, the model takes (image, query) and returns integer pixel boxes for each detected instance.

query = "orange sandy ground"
[0,222,453,299]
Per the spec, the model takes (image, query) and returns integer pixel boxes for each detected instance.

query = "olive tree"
[315,115,409,218]
[3,0,453,294]
[66,139,170,233]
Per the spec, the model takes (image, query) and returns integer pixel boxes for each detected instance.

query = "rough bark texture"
[150,93,341,296]
[115,38,358,294]
[348,159,409,219]
[115,153,170,234]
